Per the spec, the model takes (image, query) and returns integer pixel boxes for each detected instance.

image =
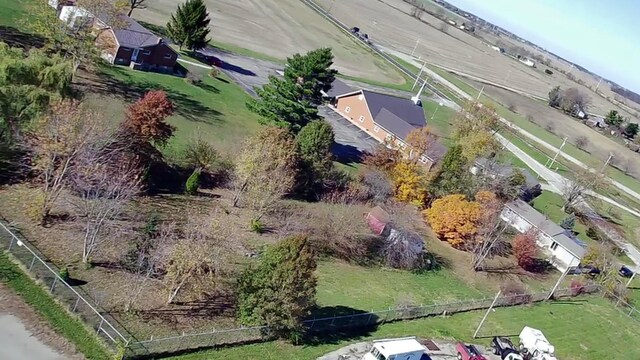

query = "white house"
[59,6,94,29]
[361,338,426,360]
[519,58,536,67]
[501,200,586,271]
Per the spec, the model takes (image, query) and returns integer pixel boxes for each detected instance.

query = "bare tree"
[561,168,609,211]
[360,169,393,203]
[410,6,424,19]
[471,192,507,271]
[574,136,589,150]
[29,100,106,224]
[560,87,590,113]
[69,142,143,264]
[382,229,425,270]
[126,0,149,16]
[163,214,227,304]
[439,22,449,33]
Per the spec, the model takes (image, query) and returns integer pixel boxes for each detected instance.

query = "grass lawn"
[422,99,456,146]
[0,253,112,360]
[95,64,263,154]
[164,296,640,360]
[532,191,592,245]
[588,197,640,250]
[0,0,31,27]
[316,260,486,312]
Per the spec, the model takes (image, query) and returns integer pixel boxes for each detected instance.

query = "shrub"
[209,67,220,78]
[545,69,553,75]
[575,136,589,150]
[570,279,585,297]
[185,72,202,85]
[513,231,537,270]
[185,168,201,195]
[250,218,265,234]
[58,267,70,282]
[586,227,604,241]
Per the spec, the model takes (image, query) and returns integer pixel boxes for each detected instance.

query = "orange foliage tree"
[122,90,175,147]
[423,194,481,248]
[513,230,538,270]
[391,160,428,206]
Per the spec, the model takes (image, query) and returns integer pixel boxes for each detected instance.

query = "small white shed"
[59,6,94,29]
[361,338,426,360]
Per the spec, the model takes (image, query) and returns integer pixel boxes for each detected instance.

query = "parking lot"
[318,105,380,163]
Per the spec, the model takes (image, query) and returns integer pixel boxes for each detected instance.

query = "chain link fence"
[0,218,136,351]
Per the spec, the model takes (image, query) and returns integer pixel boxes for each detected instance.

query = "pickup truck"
[455,342,487,360]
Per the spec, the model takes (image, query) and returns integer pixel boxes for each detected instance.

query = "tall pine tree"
[247,76,319,132]
[284,48,337,104]
[236,235,317,341]
[166,0,211,50]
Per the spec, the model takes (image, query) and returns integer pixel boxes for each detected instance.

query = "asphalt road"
[0,314,66,360]
[319,105,378,162]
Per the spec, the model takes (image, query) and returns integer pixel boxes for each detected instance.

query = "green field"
[532,191,592,244]
[0,253,112,360]
[96,65,263,154]
[164,296,640,360]
[0,0,29,27]
[316,260,486,311]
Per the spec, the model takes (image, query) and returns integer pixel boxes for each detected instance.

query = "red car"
[456,342,488,360]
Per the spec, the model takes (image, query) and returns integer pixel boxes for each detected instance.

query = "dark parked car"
[619,265,634,278]
[570,265,600,276]
[350,26,360,34]
[490,337,524,360]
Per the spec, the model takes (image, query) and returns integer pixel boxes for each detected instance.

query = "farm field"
[132,0,405,85]
[315,0,637,119]
[163,296,640,360]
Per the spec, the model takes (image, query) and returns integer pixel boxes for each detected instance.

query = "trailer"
[361,337,426,360]
[518,327,557,360]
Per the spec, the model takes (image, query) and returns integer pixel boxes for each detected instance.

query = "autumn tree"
[284,48,338,105]
[405,126,436,163]
[430,144,474,198]
[363,144,402,174]
[122,90,175,147]
[236,235,317,341]
[28,100,106,223]
[233,127,299,221]
[513,230,538,270]
[452,101,501,161]
[581,243,627,299]
[423,194,480,248]
[166,0,211,50]
[391,160,428,206]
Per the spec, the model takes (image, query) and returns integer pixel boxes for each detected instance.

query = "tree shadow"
[133,290,236,321]
[76,66,223,123]
[0,26,46,49]
[186,49,258,77]
[331,142,365,164]
[303,305,379,345]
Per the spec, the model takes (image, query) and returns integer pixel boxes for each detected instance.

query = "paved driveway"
[319,106,379,163]
[0,314,66,360]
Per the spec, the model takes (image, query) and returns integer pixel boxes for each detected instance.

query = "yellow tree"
[423,194,481,248]
[391,160,428,207]
[453,101,502,161]
[405,126,436,163]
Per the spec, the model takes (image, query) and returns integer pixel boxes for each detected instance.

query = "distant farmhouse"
[331,83,447,169]
[48,0,178,73]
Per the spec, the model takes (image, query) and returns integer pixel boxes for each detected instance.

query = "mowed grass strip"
[0,253,112,360]
[162,296,640,360]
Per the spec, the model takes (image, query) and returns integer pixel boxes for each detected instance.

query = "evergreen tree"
[166,0,211,50]
[295,120,335,198]
[284,48,337,104]
[236,235,317,341]
[548,86,562,108]
[430,144,474,198]
[559,214,576,231]
[247,76,318,132]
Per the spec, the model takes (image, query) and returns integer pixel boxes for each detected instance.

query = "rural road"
[0,314,66,360]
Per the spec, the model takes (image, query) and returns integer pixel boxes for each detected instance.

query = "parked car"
[350,26,360,34]
[619,265,634,278]
[455,342,487,360]
[570,264,600,276]
[518,327,557,360]
[490,337,524,360]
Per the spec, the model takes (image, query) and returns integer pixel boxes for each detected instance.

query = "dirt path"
[0,284,84,360]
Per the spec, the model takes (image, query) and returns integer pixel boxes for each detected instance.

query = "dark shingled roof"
[362,90,427,129]
[325,78,354,98]
[112,16,163,48]
[505,200,587,258]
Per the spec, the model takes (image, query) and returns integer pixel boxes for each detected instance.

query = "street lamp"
[432,102,444,120]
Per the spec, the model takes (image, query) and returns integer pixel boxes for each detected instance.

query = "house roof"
[505,200,587,259]
[362,90,427,128]
[475,158,539,188]
[423,139,448,162]
[111,16,167,49]
[373,338,425,357]
[324,78,354,98]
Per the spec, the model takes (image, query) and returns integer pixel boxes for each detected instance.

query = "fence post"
[50,277,57,293]
[6,235,15,251]
[29,255,37,271]
[98,318,105,333]
[72,297,80,312]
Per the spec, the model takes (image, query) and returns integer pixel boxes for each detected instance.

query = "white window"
[345,106,351,113]
[164,53,173,59]
[419,155,429,164]
[373,125,380,132]
[550,241,559,251]
[358,115,365,122]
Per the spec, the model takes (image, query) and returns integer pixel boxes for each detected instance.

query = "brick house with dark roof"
[95,16,178,73]
[334,89,446,169]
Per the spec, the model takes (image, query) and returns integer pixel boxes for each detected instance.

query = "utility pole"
[411,39,420,56]
[595,78,602,93]
[548,137,567,169]
[626,271,637,288]
[473,290,501,338]
[601,152,614,173]
[476,85,485,101]
[412,62,426,90]
[547,259,576,300]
